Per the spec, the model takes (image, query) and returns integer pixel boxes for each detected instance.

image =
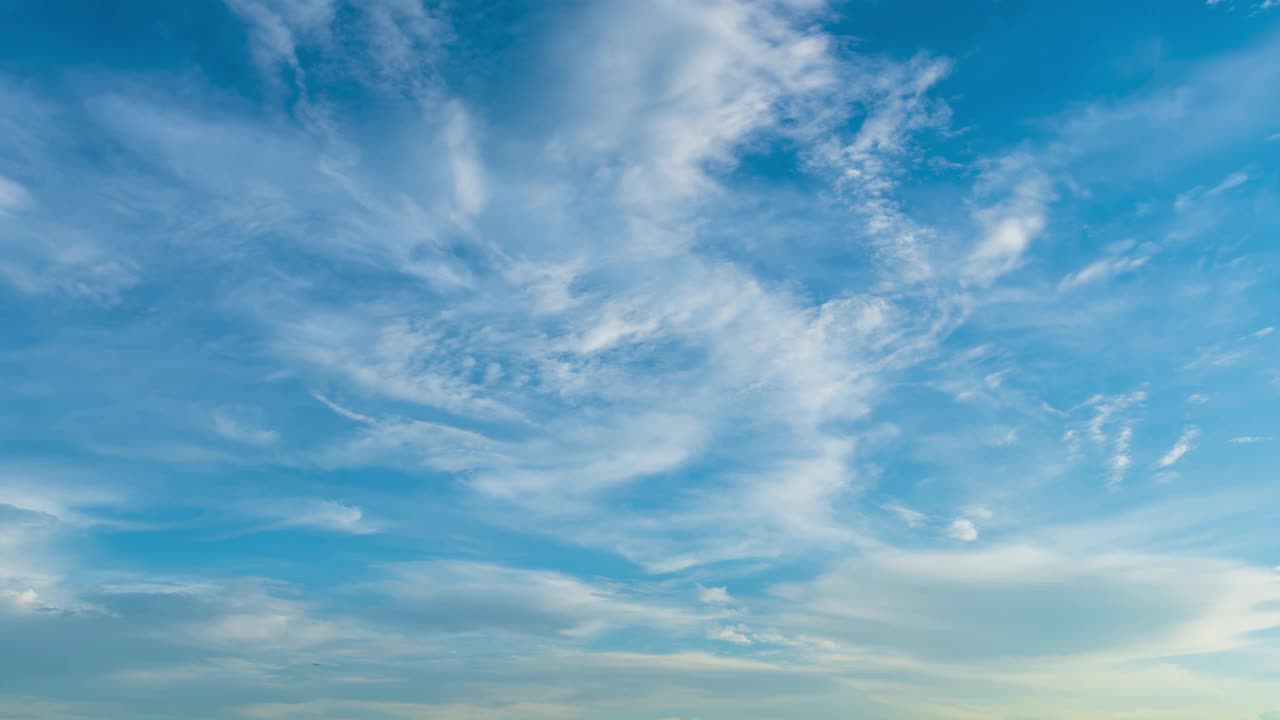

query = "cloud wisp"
[2,2,1280,719]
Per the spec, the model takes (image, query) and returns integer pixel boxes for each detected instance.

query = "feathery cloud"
[1157,427,1200,468]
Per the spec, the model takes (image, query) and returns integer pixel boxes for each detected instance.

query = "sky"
[1,0,1280,718]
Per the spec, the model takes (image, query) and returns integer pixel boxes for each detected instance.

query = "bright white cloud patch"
[947,518,979,542]
[967,165,1052,285]
[1059,241,1155,290]
[697,585,734,605]
[1157,427,1200,468]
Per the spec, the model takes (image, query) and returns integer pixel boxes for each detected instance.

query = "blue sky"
[2,0,1280,718]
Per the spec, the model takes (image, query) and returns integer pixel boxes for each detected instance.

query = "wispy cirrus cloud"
[0,175,31,215]
[374,560,713,638]
[966,158,1053,286]
[1157,427,1201,468]
[1229,435,1268,444]
[1059,240,1156,290]
[884,502,926,528]
[253,498,375,534]
[212,408,280,446]
[4,2,1280,719]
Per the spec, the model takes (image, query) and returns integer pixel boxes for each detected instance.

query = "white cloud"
[463,411,709,503]
[353,0,447,94]
[811,53,953,279]
[708,626,753,645]
[1059,244,1154,290]
[0,471,124,526]
[966,159,1052,285]
[1054,34,1280,179]
[320,415,504,474]
[0,0,969,579]
[1184,346,1245,369]
[947,518,978,542]
[258,498,375,534]
[225,0,335,89]
[2,587,41,612]
[1187,393,1209,405]
[555,0,840,220]
[0,175,31,215]
[989,427,1019,446]
[212,409,280,446]
[443,100,488,219]
[377,561,709,638]
[277,240,940,565]
[773,537,1280,665]
[312,392,376,425]
[1229,436,1268,444]
[0,502,70,610]
[1206,171,1248,196]
[242,700,579,720]
[1111,425,1134,486]
[1157,427,1200,468]
[731,438,859,541]
[1252,326,1274,338]
[10,3,1280,719]
[193,583,354,651]
[280,312,525,421]
[963,504,994,522]
[1062,428,1082,457]
[696,585,734,605]
[885,502,926,528]
[1086,391,1146,443]
[0,200,139,304]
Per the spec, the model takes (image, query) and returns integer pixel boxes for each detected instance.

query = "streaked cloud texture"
[2,1,1280,718]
